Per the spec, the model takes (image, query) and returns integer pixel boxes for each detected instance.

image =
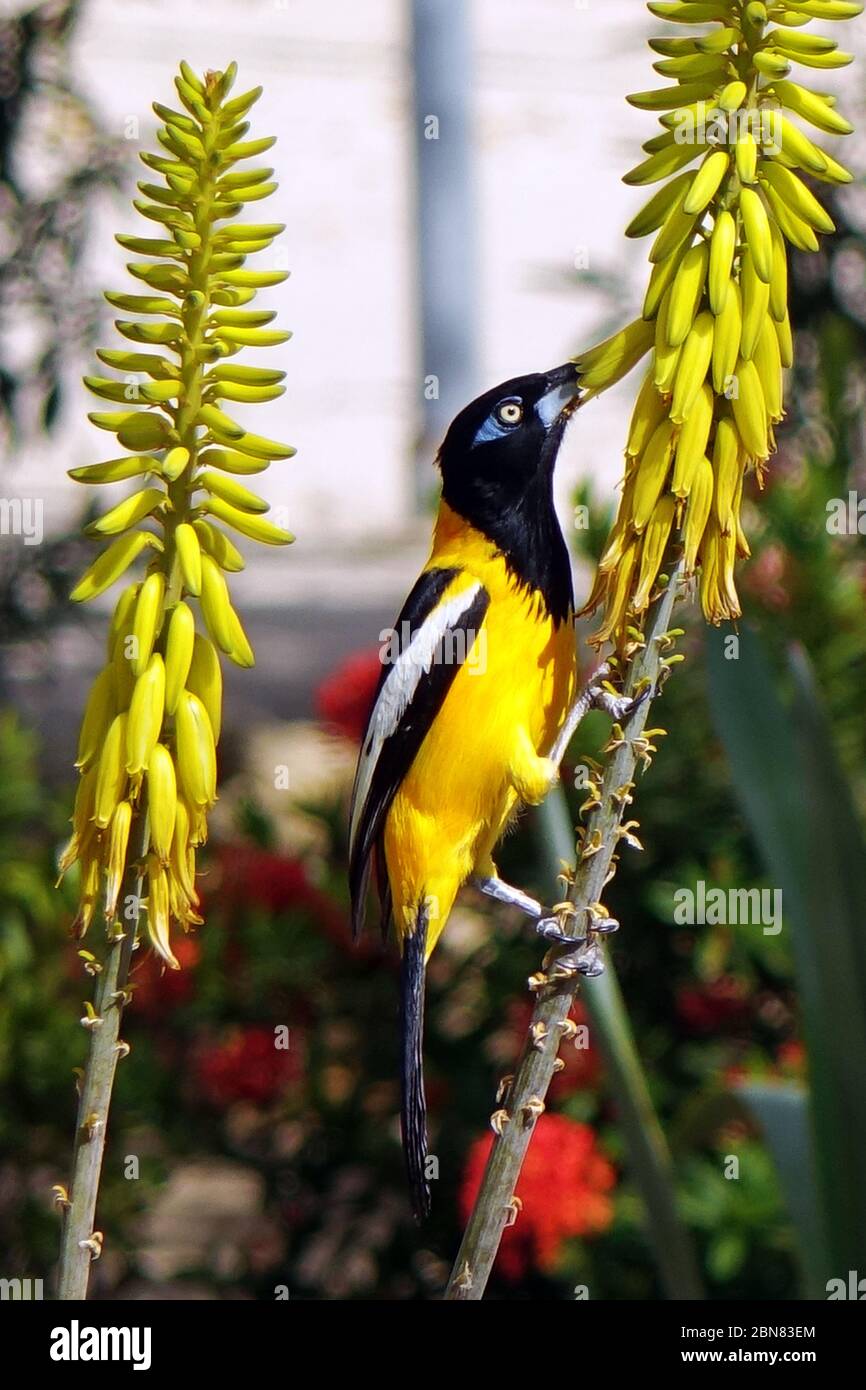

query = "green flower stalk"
[575,0,860,647]
[60,61,293,968]
[56,62,292,1300]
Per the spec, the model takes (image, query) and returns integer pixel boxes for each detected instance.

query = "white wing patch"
[348,580,485,855]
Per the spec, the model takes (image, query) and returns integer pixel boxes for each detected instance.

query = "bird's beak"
[537,363,582,429]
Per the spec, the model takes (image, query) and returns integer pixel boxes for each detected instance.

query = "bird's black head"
[435,362,581,624]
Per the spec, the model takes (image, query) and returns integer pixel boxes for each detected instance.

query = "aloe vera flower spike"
[574,0,859,646]
[62,60,295,968]
[57,61,293,1301]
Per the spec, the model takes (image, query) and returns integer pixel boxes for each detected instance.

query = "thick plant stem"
[57,807,148,1300]
[444,566,691,1301]
[535,790,703,1299]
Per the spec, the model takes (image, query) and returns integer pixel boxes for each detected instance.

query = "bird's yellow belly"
[384,577,575,955]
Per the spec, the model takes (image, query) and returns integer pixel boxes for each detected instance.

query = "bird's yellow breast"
[384,504,576,953]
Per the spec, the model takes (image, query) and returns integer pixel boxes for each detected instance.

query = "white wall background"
[11,0,866,608]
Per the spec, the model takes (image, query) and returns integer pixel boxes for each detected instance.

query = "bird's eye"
[496,400,523,426]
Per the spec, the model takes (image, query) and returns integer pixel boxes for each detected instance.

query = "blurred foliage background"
[1,2,865,1301]
[0,0,122,653]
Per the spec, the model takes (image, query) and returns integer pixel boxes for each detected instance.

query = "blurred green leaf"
[706,625,866,1288]
[734,1080,823,1298]
[535,790,704,1299]
[708,1229,747,1282]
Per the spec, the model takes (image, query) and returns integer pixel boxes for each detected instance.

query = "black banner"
[7,1296,865,1376]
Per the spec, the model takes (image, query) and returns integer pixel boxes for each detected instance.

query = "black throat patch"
[441,469,574,627]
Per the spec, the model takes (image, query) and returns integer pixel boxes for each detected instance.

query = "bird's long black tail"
[400,902,430,1221]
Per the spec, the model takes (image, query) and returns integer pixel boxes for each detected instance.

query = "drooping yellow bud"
[175,691,217,808]
[131,572,166,677]
[75,666,116,771]
[164,601,196,714]
[93,712,129,829]
[147,743,177,865]
[126,654,166,777]
[186,633,223,744]
[104,801,133,921]
[145,856,179,969]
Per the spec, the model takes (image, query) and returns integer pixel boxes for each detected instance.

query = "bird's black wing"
[348,565,490,938]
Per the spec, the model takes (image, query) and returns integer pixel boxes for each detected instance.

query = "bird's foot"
[546,933,606,979]
[536,908,619,977]
[475,875,618,978]
[535,916,579,948]
[536,908,619,945]
[590,682,653,723]
[548,664,656,769]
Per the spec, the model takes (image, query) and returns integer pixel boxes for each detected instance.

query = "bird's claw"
[536,910,618,948]
[551,937,606,979]
[591,682,653,723]
[592,915,620,935]
[536,916,583,949]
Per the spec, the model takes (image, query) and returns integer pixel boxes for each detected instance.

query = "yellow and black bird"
[349,362,619,1218]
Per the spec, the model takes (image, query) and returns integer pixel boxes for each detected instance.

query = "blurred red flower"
[506,999,601,1096]
[132,935,201,1020]
[776,1039,806,1075]
[459,1113,615,1281]
[217,843,351,935]
[723,1062,749,1087]
[208,844,380,962]
[676,975,751,1035]
[315,649,382,742]
[215,845,331,917]
[742,542,791,612]
[195,1025,304,1108]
